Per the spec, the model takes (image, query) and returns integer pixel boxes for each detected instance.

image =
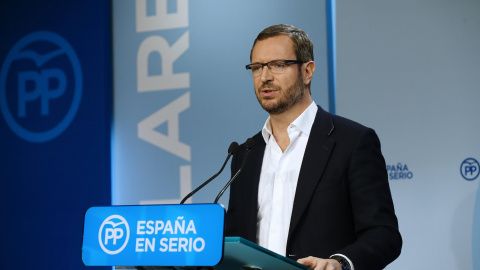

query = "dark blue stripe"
[326,0,337,114]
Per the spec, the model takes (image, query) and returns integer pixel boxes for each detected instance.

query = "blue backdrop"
[0,0,111,269]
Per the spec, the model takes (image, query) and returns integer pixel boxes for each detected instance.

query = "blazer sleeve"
[336,128,402,269]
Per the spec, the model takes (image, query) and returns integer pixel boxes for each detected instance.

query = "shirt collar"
[261,101,318,144]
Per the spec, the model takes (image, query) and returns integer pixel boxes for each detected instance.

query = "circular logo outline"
[98,214,130,255]
[0,31,82,143]
[460,158,480,181]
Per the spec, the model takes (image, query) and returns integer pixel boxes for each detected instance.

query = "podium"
[82,204,308,270]
[217,237,308,270]
[113,237,308,270]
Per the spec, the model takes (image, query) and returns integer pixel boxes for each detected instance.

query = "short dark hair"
[250,24,314,63]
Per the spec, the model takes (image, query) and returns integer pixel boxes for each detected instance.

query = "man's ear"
[303,61,315,85]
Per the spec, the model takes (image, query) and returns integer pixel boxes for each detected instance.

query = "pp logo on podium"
[98,215,130,255]
[0,31,82,142]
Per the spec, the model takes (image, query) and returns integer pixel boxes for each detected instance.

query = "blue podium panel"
[82,204,225,267]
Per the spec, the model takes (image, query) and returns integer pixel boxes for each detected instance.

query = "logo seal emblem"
[0,31,82,142]
[98,215,130,255]
[460,158,480,181]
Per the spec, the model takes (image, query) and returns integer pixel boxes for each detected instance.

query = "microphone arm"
[214,138,254,204]
[180,142,239,204]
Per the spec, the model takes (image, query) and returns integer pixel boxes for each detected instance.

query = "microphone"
[214,138,254,204]
[180,142,239,204]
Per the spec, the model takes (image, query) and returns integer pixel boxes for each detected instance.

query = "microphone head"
[228,142,239,154]
[245,138,255,150]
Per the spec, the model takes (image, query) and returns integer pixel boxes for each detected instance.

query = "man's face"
[251,35,306,115]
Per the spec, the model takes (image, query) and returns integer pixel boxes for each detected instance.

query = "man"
[225,24,402,270]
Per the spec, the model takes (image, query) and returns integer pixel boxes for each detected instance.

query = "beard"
[255,73,305,115]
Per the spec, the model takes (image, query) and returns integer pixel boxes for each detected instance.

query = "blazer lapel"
[243,133,266,241]
[287,106,335,243]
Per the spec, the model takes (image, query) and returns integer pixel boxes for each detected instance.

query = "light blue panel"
[474,181,480,269]
[335,1,480,268]
[113,0,330,206]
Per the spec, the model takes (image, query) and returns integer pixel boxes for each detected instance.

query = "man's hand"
[297,256,342,270]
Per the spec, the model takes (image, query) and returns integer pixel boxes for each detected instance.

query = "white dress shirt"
[256,101,318,256]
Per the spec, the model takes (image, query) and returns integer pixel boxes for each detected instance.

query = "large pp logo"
[98,215,130,255]
[0,31,82,142]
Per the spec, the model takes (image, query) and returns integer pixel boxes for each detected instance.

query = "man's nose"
[260,66,273,82]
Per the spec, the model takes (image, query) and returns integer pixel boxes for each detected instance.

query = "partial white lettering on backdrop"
[135,0,192,202]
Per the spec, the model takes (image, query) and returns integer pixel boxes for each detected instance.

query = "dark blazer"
[225,106,402,270]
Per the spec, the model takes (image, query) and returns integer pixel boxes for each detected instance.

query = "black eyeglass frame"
[245,59,304,72]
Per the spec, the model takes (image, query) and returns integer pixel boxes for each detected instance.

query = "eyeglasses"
[245,60,304,77]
